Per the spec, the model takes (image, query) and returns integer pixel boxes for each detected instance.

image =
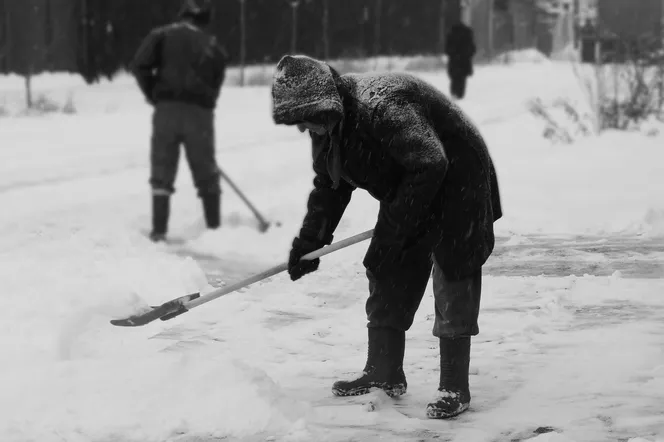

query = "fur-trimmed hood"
[271,55,344,125]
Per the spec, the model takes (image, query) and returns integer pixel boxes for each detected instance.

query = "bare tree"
[322,0,329,59]
[437,0,448,53]
[566,38,664,135]
[0,0,8,73]
[239,0,246,86]
[534,0,562,30]
[22,0,58,110]
[373,0,382,56]
[289,0,300,54]
[488,0,495,58]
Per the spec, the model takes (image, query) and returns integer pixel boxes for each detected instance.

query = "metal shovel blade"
[110,293,201,327]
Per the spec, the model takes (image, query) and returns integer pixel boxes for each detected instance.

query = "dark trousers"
[449,75,468,100]
[365,250,482,338]
[150,102,221,196]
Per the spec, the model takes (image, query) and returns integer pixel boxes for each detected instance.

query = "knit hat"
[271,55,344,126]
[179,0,212,24]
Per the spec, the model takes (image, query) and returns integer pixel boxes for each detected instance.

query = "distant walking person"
[131,0,228,242]
[445,21,476,100]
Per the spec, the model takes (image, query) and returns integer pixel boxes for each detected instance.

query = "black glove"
[288,236,326,281]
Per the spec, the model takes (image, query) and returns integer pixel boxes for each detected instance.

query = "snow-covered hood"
[271,55,344,126]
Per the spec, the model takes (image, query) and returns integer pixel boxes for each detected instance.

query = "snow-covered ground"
[0,59,663,442]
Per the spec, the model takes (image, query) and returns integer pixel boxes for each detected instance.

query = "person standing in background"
[131,0,228,242]
[445,20,477,100]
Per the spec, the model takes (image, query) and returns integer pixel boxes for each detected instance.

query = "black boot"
[426,337,471,419]
[332,327,407,398]
[201,193,221,229]
[150,195,170,242]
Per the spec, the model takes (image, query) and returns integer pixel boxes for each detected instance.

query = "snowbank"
[0,227,309,441]
[490,126,664,237]
[4,352,311,441]
[493,48,552,65]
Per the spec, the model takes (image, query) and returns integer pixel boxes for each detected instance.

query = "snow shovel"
[110,228,374,327]
[219,167,272,233]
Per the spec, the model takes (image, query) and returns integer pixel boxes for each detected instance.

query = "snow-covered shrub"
[365,56,401,73]
[16,93,78,116]
[30,94,60,113]
[639,115,663,137]
[226,65,276,87]
[493,48,551,65]
[572,46,664,132]
[62,93,77,114]
[331,57,388,74]
[528,97,595,144]
[403,55,446,72]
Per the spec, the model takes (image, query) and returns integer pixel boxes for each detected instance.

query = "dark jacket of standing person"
[131,0,227,109]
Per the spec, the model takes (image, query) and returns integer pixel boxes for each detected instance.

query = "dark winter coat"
[445,23,476,78]
[271,55,502,280]
[130,20,227,109]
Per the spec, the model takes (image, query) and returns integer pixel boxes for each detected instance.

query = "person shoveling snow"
[271,54,502,419]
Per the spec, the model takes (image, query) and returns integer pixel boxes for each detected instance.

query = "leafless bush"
[17,93,77,116]
[573,38,664,132]
[528,97,595,144]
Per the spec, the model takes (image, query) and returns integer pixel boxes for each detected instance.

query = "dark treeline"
[0,0,459,83]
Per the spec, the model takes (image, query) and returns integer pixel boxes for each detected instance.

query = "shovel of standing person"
[219,167,274,232]
[110,229,374,327]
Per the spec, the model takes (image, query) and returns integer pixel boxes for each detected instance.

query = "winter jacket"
[272,55,502,280]
[131,20,227,109]
[445,23,476,78]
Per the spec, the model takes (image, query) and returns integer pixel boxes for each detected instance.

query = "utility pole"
[488,0,495,58]
[373,0,382,56]
[438,0,448,53]
[239,0,246,86]
[322,0,329,59]
[289,0,300,54]
[0,0,9,72]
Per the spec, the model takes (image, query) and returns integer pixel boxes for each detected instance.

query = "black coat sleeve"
[373,100,448,246]
[468,28,477,58]
[298,133,355,244]
[130,29,164,103]
[206,37,228,96]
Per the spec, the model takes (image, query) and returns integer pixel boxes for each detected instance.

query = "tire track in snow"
[178,235,664,287]
[487,235,664,279]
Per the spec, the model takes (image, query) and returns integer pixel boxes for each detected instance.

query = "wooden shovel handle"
[184,228,374,310]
